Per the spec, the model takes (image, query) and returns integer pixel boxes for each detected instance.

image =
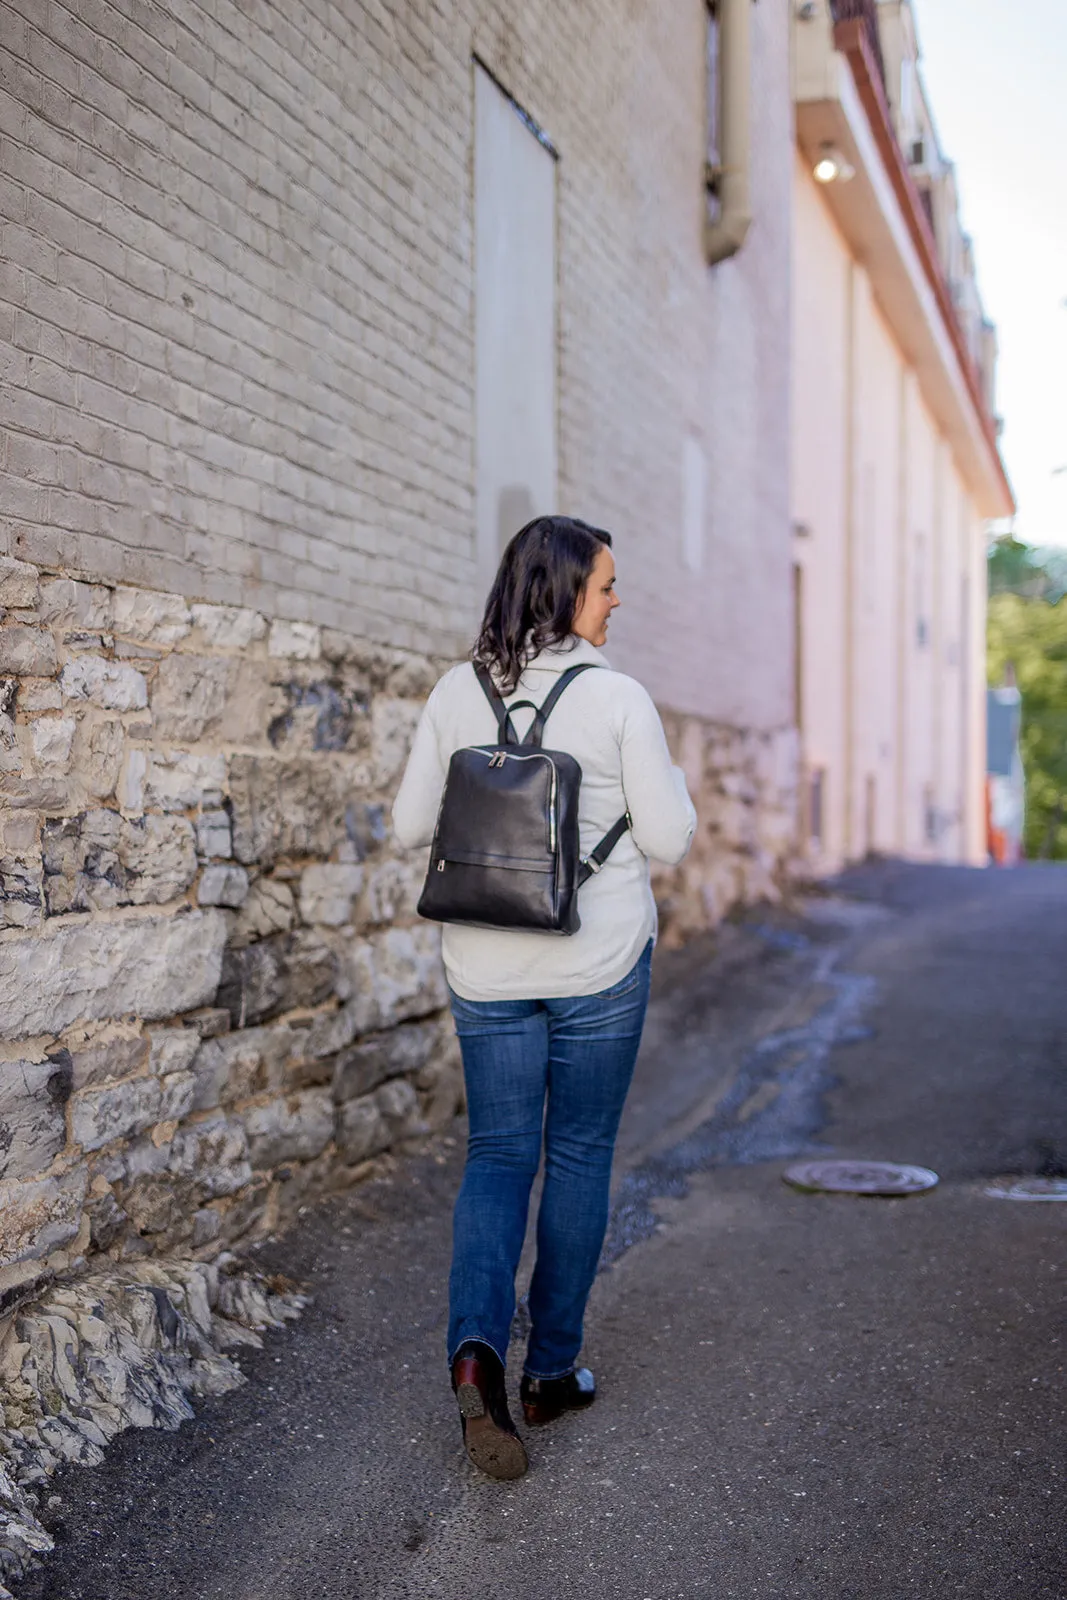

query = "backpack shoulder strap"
[521,663,597,747]
[474,663,521,745]
[475,660,599,747]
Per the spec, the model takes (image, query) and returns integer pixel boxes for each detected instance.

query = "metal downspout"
[705,0,753,265]
[843,260,857,860]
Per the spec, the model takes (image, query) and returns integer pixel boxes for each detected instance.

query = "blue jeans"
[447,940,652,1379]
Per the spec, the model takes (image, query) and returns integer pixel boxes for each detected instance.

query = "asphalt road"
[20,862,1067,1600]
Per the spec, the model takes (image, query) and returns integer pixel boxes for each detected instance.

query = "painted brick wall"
[0,0,794,729]
[0,0,477,657]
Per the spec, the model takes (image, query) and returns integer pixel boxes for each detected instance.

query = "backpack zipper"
[465,747,559,853]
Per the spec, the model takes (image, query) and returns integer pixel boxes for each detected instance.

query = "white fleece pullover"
[392,636,696,1001]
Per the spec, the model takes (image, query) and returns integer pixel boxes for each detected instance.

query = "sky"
[911,0,1067,547]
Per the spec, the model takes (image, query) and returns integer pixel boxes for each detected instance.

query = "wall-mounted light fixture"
[812,143,855,184]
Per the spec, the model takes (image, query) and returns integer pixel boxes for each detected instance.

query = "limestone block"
[383,653,440,699]
[268,620,320,659]
[183,1006,231,1039]
[146,1028,200,1078]
[301,1000,365,1061]
[0,1169,87,1266]
[375,1077,423,1138]
[19,678,64,711]
[115,1130,169,1184]
[144,750,226,812]
[111,588,191,646]
[340,925,447,1034]
[190,603,267,651]
[117,748,146,811]
[335,1093,388,1164]
[68,1034,149,1090]
[115,1172,198,1244]
[0,626,57,677]
[38,579,111,629]
[242,1088,333,1168]
[266,670,370,755]
[42,812,197,913]
[0,555,41,610]
[30,717,76,770]
[159,1069,196,1123]
[66,629,114,654]
[71,1077,163,1152]
[720,769,758,803]
[197,864,249,908]
[166,1115,252,1198]
[150,654,230,743]
[196,810,232,859]
[0,806,39,852]
[298,863,364,927]
[84,718,124,799]
[192,1207,222,1247]
[415,1039,464,1130]
[151,655,281,745]
[0,1062,70,1182]
[60,658,148,713]
[0,710,21,774]
[344,801,389,862]
[216,929,339,1028]
[231,877,294,945]
[87,1187,127,1251]
[229,754,350,866]
[371,698,422,787]
[190,1025,299,1111]
[0,909,227,1038]
[214,940,283,1030]
[0,771,70,809]
[358,856,423,926]
[0,851,42,930]
[42,810,120,913]
[332,1019,442,1103]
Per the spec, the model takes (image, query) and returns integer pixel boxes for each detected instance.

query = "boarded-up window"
[474,64,558,585]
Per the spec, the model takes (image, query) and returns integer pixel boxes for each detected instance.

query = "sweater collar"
[521,635,611,676]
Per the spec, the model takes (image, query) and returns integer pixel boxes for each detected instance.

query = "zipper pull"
[437,860,445,872]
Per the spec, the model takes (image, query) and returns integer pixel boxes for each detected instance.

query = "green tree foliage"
[987,583,1067,860]
[988,534,1067,602]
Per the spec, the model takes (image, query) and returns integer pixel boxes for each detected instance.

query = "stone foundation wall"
[0,554,797,1308]
[654,710,799,948]
[0,553,463,1314]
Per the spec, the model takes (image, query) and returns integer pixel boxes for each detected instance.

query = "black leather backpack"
[416,663,630,935]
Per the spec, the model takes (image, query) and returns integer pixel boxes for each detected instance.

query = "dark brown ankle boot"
[451,1341,528,1480]
[520,1366,596,1426]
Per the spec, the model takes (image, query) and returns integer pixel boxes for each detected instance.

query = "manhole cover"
[985,1177,1067,1202]
[783,1160,939,1196]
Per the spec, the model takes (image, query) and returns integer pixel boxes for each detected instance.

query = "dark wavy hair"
[472,515,613,693]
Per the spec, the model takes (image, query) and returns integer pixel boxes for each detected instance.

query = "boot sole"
[456,1383,528,1480]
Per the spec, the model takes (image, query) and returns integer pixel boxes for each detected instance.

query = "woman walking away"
[393,515,695,1479]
